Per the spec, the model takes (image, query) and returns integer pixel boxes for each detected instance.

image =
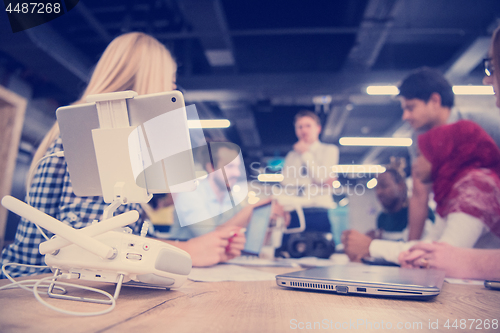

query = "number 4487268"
[5,2,61,14]
[443,319,498,330]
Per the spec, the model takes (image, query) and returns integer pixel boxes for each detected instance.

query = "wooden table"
[1,266,499,333]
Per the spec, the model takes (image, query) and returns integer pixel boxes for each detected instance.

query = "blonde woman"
[1,32,244,278]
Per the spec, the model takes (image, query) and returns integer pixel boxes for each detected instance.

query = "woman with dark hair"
[401,25,500,279]
[344,119,500,265]
[400,119,500,267]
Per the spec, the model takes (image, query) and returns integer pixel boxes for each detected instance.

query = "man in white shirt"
[280,110,339,233]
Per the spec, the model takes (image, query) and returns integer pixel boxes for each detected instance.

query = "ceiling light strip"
[187,119,231,129]
[367,85,494,96]
[339,137,412,147]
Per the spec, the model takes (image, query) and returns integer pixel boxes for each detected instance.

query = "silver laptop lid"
[276,265,445,298]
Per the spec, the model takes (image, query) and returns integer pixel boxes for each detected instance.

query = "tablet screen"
[242,203,273,256]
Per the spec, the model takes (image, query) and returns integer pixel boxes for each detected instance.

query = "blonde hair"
[30,32,177,172]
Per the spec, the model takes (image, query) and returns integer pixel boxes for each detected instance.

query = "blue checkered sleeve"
[1,136,144,278]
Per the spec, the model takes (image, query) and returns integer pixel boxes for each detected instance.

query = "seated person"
[398,68,500,241]
[403,25,499,280]
[401,25,500,280]
[342,120,500,263]
[389,26,500,276]
[0,32,244,278]
[168,141,286,243]
[368,160,434,241]
[341,164,433,261]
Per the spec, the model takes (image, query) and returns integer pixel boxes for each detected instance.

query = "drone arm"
[39,210,139,255]
[2,196,116,259]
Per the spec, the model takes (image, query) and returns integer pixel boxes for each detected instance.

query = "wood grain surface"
[0,266,499,333]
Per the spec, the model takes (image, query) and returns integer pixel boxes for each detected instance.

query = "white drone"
[2,90,196,305]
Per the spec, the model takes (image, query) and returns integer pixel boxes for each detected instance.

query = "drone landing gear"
[47,269,125,304]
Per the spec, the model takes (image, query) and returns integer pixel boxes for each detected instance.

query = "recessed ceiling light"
[452,85,494,95]
[366,85,495,96]
[366,86,399,95]
[339,137,412,147]
[187,119,230,128]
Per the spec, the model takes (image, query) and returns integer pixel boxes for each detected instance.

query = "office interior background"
[1,0,500,244]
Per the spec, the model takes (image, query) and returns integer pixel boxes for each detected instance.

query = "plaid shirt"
[1,136,144,278]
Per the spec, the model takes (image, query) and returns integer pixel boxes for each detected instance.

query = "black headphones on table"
[281,232,335,259]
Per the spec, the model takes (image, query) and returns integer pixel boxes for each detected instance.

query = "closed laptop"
[276,264,445,299]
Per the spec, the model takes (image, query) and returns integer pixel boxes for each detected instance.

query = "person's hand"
[293,140,310,154]
[341,229,372,262]
[398,248,427,268]
[223,227,246,259]
[405,242,476,278]
[183,226,246,267]
[366,229,382,239]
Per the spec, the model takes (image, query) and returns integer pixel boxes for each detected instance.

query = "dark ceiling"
[1,0,500,173]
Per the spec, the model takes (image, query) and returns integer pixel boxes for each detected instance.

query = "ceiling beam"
[444,19,500,82]
[321,104,352,143]
[177,0,236,69]
[445,37,491,82]
[0,19,90,99]
[212,0,236,68]
[345,0,402,70]
[334,0,401,143]
[25,24,93,82]
[74,2,113,43]
[68,27,479,45]
[178,70,408,101]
